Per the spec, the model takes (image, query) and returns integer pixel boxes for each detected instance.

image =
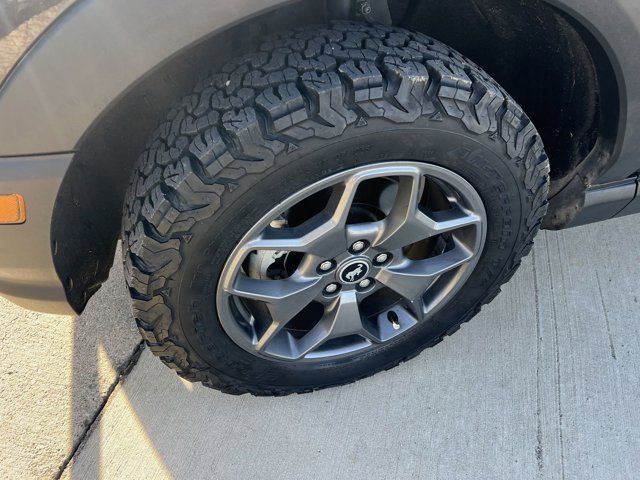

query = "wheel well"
[393,0,620,228]
[51,0,620,312]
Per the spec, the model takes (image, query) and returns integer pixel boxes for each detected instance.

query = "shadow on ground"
[0,245,140,479]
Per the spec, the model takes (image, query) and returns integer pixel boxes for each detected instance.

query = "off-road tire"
[122,21,550,395]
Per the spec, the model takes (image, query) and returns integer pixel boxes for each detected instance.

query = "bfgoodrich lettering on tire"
[122,21,550,395]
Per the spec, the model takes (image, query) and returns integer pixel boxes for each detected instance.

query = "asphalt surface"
[1,215,639,479]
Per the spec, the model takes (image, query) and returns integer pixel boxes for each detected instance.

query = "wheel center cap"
[337,258,371,284]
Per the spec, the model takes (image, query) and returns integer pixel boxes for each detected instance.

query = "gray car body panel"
[0,0,638,313]
[0,0,290,156]
[616,178,640,217]
[0,153,74,314]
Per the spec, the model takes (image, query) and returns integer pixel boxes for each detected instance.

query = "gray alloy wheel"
[217,162,486,362]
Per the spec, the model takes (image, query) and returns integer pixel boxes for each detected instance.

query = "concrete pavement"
[0,253,140,479]
[1,215,639,479]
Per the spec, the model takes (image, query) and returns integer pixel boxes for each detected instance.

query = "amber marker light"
[0,194,26,225]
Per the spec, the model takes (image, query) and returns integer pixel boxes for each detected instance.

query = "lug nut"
[324,283,340,295]
[357,278,373,289]
[318,260,334,272]
[350,240,367,253]
[374,253,390,265]
[359,1,372,15]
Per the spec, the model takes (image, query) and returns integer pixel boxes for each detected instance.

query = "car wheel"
[122,21,550,395]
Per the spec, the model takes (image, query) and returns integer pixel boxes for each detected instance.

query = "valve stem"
[387,310,401,330]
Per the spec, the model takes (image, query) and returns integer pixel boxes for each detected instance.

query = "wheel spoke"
[243,216,342,259]
[324,290,369,339]
[376,172,481,251]
[406,295,425,320]
[427,206,483,235]
[375,173,425,250]
[227,273,323,351]
[294,290,374,358]
[325,175,361,229]
[242,177,362,259]
[375,243,474,302]
[346,221,384,248]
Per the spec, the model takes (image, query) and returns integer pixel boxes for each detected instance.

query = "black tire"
[122,21,549,395]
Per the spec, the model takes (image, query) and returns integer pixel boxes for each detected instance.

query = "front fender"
[0,0,294,156]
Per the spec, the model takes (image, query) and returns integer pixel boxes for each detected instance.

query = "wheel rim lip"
[216,161,487,363]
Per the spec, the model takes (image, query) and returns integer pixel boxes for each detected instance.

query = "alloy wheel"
[217,162,487,362]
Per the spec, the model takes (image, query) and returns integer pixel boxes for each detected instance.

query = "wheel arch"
[34,0,324,312]
[5,0,622,311]
[396,0,625,229]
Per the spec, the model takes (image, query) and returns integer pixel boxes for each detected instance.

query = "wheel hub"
[337,258,371,284]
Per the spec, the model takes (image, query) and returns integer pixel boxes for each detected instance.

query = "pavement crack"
[595,271,617,360]
[545,233,566,480]
[54,341,145,479]
[531,249,544,476]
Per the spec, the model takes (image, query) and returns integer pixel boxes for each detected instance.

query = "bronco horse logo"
[344,264,365,282]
